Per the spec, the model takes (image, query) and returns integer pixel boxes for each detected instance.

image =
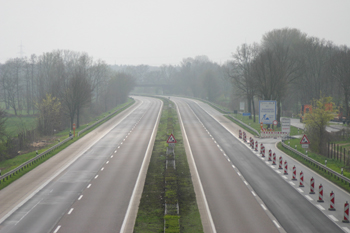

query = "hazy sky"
[1,0,349,66]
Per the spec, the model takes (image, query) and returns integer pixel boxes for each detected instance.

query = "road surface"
[173,97,346,233]
[0,96,162,233]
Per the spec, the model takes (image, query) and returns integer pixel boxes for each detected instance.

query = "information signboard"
[259,101,276,124]
[281,117,291,134]
[240,102,245,111]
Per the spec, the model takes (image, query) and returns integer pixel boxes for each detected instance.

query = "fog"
[1,0,350,66]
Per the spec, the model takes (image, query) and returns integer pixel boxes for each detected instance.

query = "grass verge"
[0,99,135,190]
[134,97,203,233]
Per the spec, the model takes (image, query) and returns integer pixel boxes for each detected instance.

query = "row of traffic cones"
[238,129,350,223]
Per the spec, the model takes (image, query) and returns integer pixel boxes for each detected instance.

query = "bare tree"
[229,43,259,121]
[329,46,350,119]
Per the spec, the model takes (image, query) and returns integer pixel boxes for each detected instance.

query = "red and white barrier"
[268,149,272,161]
[292,166,297,180]
[239,130,242,139]
[243,132,246,142]
[255,141,258,151]
[261,145,265,157]
[343,201,349,223]
[272,153,276,165]
[278,156,283,169]
[260,143,263,154]
[317,184,324,202]
[309,177,315,194]
[251,138,254,149]
[329,191,336,211]
[299,171,304,187]
[284,160,288,175]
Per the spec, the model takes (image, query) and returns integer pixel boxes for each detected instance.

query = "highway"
[173,97,346,233]
[0,96,162,233]
[1,95,349,233]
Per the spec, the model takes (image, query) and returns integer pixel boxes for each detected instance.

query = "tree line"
[127,28,349,126]
[229,28,350,123]
[0,50,135,159]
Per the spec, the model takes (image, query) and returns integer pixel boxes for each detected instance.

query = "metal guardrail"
[77,100,134,137]
[281,141,350,185]
[0,99,135,183]
[227,115,260,136]
[0,136,73,182]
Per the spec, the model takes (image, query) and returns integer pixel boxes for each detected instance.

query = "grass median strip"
[134,98,203,233]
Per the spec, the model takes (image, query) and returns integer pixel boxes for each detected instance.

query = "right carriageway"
[173,96,347,233]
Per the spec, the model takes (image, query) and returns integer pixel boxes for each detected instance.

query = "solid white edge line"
[120,99,163,233]
[78,195,83,200]
[0,100,143,225]
[189,100,287,232]
[173,100,217,233]
[273,220,281,228]
[261,204,267,210]
[343,227,350,233]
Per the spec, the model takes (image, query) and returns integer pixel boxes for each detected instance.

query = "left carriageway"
[0,96,162,233]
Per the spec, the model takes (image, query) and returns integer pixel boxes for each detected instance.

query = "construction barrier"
[299,171,304,187]
[272,153,276,165]
[261,145,265,157]
[292,166,297,180]
[310,177,315,194]
[243,132,246,142]
[317,184,324,202]
[239,130,242,139]
[343,202,350,223]
[329,191,336,211]
[260,143,263,154]
[284,160,288,175]
[278,156,283,169]
[255,141,258,151]
[268,149,272,161]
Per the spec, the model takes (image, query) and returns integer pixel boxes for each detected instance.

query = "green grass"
[134,98,203,233]
[5,116,37,137]
[278,139,350,192]
[0,99,135,189]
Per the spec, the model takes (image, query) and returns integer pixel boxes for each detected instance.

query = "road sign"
[273,120,278,126]
[240,102,245,111]
[259,101,276,124]
[242,112,251,116]
[281,117,291,134]
[167,134,177,143]
[300,134,310,144]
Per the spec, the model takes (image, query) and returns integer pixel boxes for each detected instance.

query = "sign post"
[167,134,177,144]
[240,102,245,111]
[300,134,310,148]
[281,117,291,136]
[73,123,76,137]
[259,101,277,125]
